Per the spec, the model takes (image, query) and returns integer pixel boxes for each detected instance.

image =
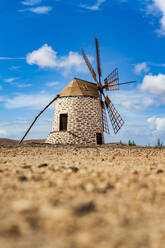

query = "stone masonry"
[46,96,104,145]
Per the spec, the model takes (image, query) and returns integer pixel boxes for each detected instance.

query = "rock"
[7,224,21,237]
[133,170,138,175]
[157,169,164,174]
[22,165,31,169]
[38,163,48,168]
[69,167,79,173]
[18,175,28,181]
[139,183,148,188]
[26,216,39,230]
[74,201,95,216]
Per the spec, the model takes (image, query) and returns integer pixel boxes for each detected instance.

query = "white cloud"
[27,44,57,68]
[112,89,155,111]
[4,93,54,109]
[46,81,61,87]
[148,116,165,133]
[14,83,32,88]
[58,51,88,73]
[121,97,154,110]
[141,73,165,95]
[147,0,165,35]
[29,6,52,14]
[120,100,133,109]
[0,117,53,140]
[143,97,155,108]
[26,44,88,73]
[9,66,21,71]
[80,0,106,11]
[134,62,150,75]
[21,0,42,6]
[148,62,165,68]
[0,130,7,136]
[4,78,31,88]
[4,78,17,83]
[20,6,52,14]
[0,57,24,60]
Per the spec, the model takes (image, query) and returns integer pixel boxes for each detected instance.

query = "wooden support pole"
[19,95,59,144]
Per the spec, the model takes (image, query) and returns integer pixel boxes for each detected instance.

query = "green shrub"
[128,140,136,146]
[156,138,163,147]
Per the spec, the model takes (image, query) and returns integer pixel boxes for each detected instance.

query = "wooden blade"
[95,37,102,83]
[105,96,124,134]
[104,68,119,91]
[101,101,110,134]
[19,95,60,144]
[108,81,136,88]
[81,48,98,83]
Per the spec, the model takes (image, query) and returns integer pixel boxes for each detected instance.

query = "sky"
[0,0,165,146]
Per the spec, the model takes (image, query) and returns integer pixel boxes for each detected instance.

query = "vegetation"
[128,140,136,146]
[155,138,163,147]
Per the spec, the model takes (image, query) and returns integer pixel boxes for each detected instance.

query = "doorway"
[96,133,103,145]
[60,114,68,131]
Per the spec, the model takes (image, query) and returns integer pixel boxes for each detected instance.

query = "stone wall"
[46,96,104,145]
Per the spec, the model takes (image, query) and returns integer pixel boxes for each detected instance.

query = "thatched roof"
[59,78,99,98]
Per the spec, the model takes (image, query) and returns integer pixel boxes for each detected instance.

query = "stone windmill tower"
[19,38,135,145]
[46,78,104,145]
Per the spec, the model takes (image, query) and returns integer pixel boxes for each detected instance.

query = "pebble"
[69,167,79,173]
[22,165,31,169]
[18,175,28,181]
[38,163,48,168]
[74,201,95,216]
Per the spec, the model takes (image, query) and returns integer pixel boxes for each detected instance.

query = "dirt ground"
[0,142,165,248]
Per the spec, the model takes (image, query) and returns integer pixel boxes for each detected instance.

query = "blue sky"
[0,0,165,145]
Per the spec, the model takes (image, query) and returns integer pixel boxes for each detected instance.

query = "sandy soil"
[0,143,165,248]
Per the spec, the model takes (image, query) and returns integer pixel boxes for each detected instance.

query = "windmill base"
[46,130,104,146]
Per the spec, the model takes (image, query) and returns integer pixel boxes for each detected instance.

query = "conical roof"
[59,78,99,98]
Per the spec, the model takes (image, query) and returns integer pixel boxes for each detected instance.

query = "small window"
[60,114,68,131]
[96,133,103,145]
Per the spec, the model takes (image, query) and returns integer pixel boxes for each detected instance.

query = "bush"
[128,140,136,146]
[156,138,163,147]
[132,140,136,146]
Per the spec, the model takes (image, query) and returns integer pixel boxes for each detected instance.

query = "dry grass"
[0,143,165,248]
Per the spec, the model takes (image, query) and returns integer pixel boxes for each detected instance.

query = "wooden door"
[60,114,68,131]
[96,133,103,145]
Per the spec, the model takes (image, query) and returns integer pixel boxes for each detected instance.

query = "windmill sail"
[81,48,98,84]
[81,38,135,137]
[101,101,110,134]
[105,96,124,134]
[95,37,102,83]
[104,68,119,91]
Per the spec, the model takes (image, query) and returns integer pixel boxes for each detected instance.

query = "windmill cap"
[59,78,99,97]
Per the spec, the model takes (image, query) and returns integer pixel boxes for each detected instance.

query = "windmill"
[81,37,135,136]
[19,38,135,145]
